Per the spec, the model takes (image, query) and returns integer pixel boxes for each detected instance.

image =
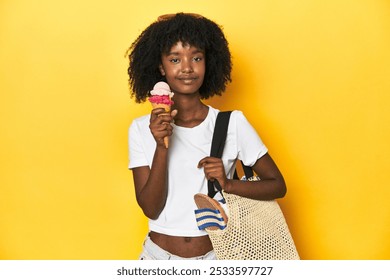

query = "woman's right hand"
[149,108,177,148]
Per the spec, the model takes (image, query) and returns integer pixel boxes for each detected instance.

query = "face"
[159,42,206,96]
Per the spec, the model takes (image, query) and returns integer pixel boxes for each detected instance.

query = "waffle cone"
[151,103,171,112]
[151,103,171,148]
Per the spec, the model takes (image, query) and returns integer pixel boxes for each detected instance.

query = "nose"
[181,59,193,73]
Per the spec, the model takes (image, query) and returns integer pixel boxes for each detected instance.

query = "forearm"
[223,176,286,200]
[223,153,287,200]
[135,147,169,219]
[199,154,287,200]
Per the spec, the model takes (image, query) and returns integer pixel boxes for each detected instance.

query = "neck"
[172,95,209,128]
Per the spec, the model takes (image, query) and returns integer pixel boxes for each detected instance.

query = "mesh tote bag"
[194,111,299,260]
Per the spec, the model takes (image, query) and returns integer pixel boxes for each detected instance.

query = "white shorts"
[139,235,217,260]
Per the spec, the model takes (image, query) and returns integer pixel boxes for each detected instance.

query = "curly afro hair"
[126,13,232,103]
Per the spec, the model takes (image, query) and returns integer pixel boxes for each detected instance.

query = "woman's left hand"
[198,157,231,191]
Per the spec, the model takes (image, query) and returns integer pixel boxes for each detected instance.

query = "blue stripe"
[195,215,224,222]
[194,208,220,215]
[197,222,226,230]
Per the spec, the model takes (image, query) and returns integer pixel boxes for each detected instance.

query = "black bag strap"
[207,111,232,198]
[207,111,257,198]
[210,111,232,158]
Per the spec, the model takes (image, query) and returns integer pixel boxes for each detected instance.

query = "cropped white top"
[128,106,268,236]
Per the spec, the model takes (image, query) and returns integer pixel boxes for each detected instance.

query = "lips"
[177,77,198,85]
[177,75,198,81]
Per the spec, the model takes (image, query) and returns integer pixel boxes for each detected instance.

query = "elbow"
[144,213,159,220]
[279,184,287,198]
[143,209,162,220]
[136,196,163,220]
[274,176,287,199]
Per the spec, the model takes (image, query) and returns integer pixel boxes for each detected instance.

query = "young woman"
[127,13,286,260]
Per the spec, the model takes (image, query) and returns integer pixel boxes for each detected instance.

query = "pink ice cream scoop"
[148,81,174,106]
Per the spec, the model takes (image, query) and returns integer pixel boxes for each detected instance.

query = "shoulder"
[131,114,150,127]
[132,114,150,125]
[231,110,245,119]
[207,106,220,117]
[228,110,258,135]
[208,107,253,128]
[221,110,248,125]
[209,108,250,127]
[208,106,245,119]
[129,114,151,134]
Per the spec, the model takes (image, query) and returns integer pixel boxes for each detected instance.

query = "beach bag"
[194,111,299,260]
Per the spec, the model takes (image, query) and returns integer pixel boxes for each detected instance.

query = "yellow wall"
[1,0,389,259]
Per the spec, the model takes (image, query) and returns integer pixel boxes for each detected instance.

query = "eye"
[169,58,180,63]
[193,56,203,62]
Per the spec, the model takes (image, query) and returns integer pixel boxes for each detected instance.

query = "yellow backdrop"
[1,0,389,259]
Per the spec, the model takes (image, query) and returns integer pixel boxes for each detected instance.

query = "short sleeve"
[128,119,149,169]
[233,111,268,167]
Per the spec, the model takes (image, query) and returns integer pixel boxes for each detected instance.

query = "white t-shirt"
[128,106,268,237]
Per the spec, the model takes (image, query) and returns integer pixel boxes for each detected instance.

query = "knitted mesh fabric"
[205,191,300,260]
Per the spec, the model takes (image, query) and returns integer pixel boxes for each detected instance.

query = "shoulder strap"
[207,111,232,198]
[210,111,232,158]
[207,111,257,197]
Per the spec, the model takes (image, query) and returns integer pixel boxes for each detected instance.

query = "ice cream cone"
[151,103,171,113]
[151,103,171,148]
[149,82,174,149]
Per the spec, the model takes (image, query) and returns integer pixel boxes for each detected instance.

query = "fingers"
[171,109,178,118]
[198,157,227,184]
[150,108,171,122]
[198,157,221,168]
[150,108,177,118]
[149,108,175,148]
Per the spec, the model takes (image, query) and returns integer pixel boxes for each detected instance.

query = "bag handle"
[207,111,255,198]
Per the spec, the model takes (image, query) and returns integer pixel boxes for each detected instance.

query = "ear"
[159,64,165,76]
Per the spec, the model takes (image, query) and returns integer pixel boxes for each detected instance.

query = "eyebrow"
[166,49,205,56]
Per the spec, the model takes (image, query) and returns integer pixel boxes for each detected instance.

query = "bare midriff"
[149,231,213,258]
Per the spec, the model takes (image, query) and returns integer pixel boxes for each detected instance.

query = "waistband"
[143,235,216,260]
